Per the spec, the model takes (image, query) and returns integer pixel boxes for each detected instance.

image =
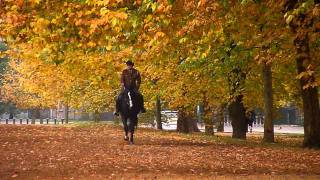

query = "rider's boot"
[113,111,119,116]
[141,107,146,113]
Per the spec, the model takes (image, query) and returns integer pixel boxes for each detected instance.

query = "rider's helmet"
[126,60,134,66]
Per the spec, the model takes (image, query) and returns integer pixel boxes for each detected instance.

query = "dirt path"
[0,124,319,179]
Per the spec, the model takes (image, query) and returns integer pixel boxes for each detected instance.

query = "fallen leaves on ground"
[0,124,319,179]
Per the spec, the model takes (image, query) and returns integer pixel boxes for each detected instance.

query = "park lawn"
[0,123,319,180]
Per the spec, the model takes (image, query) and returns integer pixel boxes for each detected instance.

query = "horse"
[118,88,142,144]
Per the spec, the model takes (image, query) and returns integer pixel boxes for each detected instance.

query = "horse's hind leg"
[129,132,134,144]
[121,117,129,141]
[128,118,136,144]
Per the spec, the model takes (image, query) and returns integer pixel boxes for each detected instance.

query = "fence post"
[61,118,64,124]
[20,119,22,124]
[13,119,15,124]
[31,119,35,124]
[40,119,43,124]
[54,118,57,125]
[46,118,49,124]
[27,119,29,124]
[5,119,8,124]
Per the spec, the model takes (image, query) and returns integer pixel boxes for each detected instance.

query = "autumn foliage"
[0,0,320,146]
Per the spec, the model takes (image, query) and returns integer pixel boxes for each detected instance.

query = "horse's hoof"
[129,141,134,145]
[124,136,129,141]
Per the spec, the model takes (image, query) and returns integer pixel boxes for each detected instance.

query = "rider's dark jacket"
[121,68,141,90]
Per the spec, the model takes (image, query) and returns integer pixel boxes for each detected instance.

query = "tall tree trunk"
[8,103,14,119]
[203,112,213,135]
[228,95,247,139]
[263,62,274,142]
[94,111,101,122]
[227,66,247,139]
[155,96,162,130]
[216,104,225,132]
[29,109,40,119]
[29,109,40,124]
[283,0,320,148]
[177,108,199,133]
[203,93,214,135]
[295,32,320,148]
[177,108,189,133]
[64,104,69,124]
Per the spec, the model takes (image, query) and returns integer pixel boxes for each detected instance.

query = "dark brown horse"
[118,89,142,144]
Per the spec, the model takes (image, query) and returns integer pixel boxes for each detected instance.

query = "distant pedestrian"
[246,110,256,133]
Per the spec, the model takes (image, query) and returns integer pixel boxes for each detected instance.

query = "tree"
[155,95,162,130]
[1,0,319,148]
[0,41,19,118]
[263,62,274,142]
[283,0,320,147]
[0,0,135,113]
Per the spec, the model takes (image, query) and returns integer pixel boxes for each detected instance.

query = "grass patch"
[166,130,304,149]
[65,120,114,128]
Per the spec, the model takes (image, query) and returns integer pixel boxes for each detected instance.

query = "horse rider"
[114,60,146,116]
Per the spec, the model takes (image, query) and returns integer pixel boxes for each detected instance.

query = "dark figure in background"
[114,60,146,144]
[247,110,256,133]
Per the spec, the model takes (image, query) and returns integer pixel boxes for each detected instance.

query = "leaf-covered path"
[0,124,320,179]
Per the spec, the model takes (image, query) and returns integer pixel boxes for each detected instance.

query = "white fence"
[0,118,67,125]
